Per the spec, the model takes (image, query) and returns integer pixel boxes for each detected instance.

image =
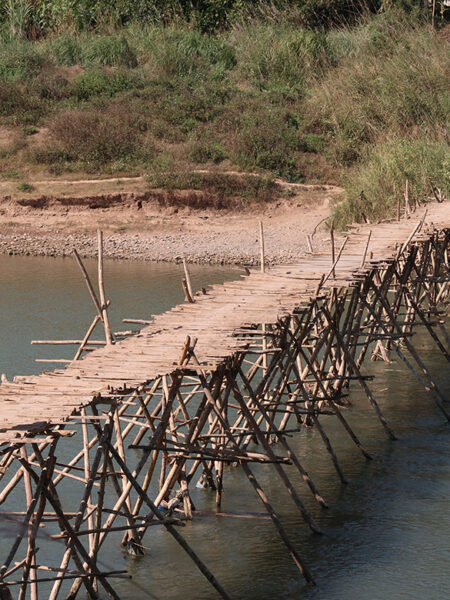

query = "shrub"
[22,124,38,135]
[304,18,449,163]
[227,103,303,181]
[334,138,450,226]
[0,80,44,123]
[72,68,143,100]
[17,181,34,192]
[188,139,226,163]
[148,79,231,139]
[41,106,142,167]
[148,169,278,208]
[32,71,71,99]
[299,134,325,153]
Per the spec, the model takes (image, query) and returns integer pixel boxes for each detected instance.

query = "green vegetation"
[0,2,448,222]
[16,180,34,192]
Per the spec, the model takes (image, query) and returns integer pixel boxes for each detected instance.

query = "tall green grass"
[334,138,450,226]
[231,24,329,95]
[304,14,449,163]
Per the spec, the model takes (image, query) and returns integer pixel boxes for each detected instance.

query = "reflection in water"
[0,255,449,599]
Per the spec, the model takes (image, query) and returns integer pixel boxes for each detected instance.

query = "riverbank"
[0,177,339,264]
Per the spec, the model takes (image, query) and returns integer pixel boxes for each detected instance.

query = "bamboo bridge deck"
[0,202,449,447]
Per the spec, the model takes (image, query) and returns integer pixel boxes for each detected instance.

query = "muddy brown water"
[0,255,449,600]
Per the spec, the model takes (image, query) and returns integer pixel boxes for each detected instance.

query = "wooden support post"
[322,305,397,441]
[323,237,348,284]
[330,224,336,278]
[237,368,329,508]
[97,230,113,345]
[18,460,117,600]
[259,220,265,273]
[182,279,194,303]
[18,447,37,600]
[240,461,314,584]
[362,282,450,420]
[73,249,103,320]
[183,258,194,301]
[404,179,410,216]
[104,442,233,600]
[221,369,322,534]
[360,230,372,268]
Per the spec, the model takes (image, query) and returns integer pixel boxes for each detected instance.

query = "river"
[0,255,449,600]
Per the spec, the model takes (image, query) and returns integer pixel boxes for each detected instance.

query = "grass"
[334,138,450,226]
[0,7,448,222]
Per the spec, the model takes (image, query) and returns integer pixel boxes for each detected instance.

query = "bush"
[0,80,44,123]
[22,124,38,135]
[188,139,226,163]
[148,169,278,208]
[41,106,143,167]
[148,79,231,140]
[227,103,303,181]
[32,71,71,99]
[17,181,34,192]
[72,68,143,100]
[334,138,450,226]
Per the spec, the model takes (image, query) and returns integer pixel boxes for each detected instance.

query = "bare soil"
[0,175,342,264]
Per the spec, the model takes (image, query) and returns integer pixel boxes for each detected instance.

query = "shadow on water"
[0,254,448,599]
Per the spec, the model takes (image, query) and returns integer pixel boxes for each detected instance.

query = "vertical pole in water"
[259,220,265,274]
[360,230,372,268]
[259,220,268,433]
[97,230,113,345]
[330,223,336,279]
[182,258,195,303]
[18,446,37,600]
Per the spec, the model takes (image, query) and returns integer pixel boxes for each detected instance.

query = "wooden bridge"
[0,200,449,599]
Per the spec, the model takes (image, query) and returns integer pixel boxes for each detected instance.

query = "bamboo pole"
[259,220,265,273]
[73,249,103,319]
[183,258,194,301]
[330,223,336,278]
[97,230,113,345]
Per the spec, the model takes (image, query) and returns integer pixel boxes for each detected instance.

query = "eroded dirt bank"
[0,177,341,264]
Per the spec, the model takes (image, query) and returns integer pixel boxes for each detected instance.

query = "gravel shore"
[0,224,329,265]
[0,186,337,264]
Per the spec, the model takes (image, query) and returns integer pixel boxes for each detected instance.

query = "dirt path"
[0,174,341,264]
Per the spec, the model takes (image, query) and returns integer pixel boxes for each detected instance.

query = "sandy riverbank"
[0,177,341,264]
